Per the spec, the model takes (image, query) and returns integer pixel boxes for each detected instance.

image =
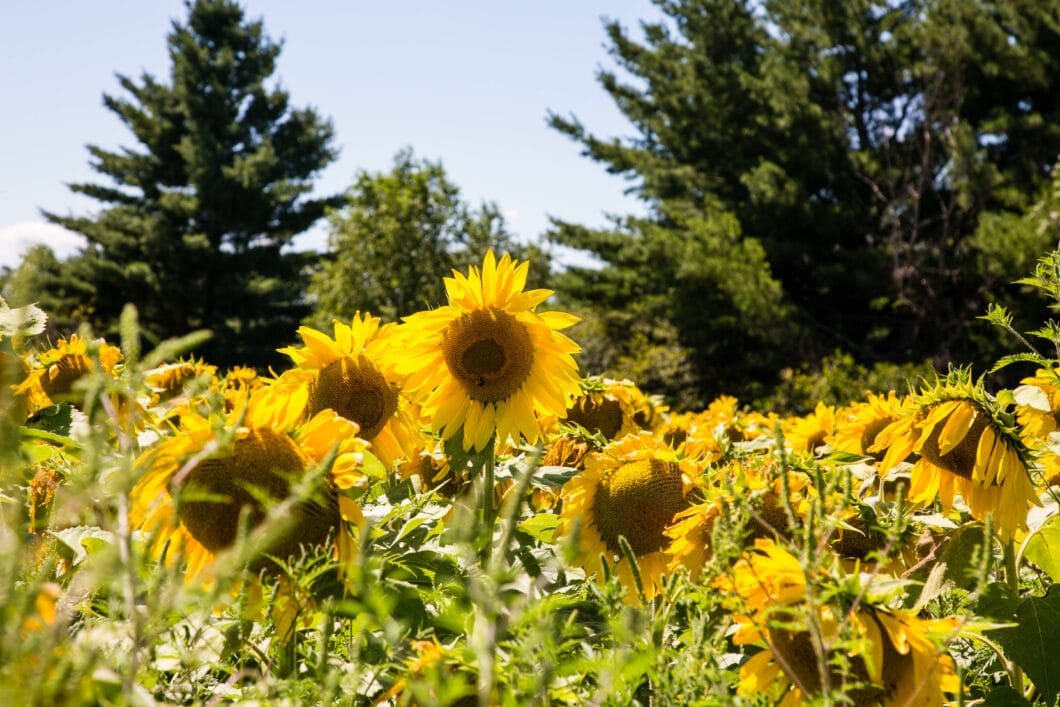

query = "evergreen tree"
[550,0,1060,402]
[44,0,340,369]
[307,149,548,326]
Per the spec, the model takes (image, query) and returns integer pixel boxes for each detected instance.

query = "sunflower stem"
[1002,537,1025,695]
[480,436,497,562]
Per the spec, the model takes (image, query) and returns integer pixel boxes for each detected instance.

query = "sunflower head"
[782,401,836,454]
[870,369,1042,539]
[1014,367,1060,442]
[279,315,421,468]
[391,251,581,451]
[15,334,123,413]
[131,382,371,579]
[831,391,910,460]
[557,431,698,602]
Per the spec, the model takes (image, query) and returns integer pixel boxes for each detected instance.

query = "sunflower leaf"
[987,585,1060,707]
[1022,514,1060,583]
[0,298,47,338]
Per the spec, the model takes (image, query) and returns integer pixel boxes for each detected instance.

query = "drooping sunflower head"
[130,380,372,579]
[145,357,217,406]
[556,431,698,602]
[279,314,421,468]
[15,334,123,413]
[391,251,582,451]
[869,370,1041,538]
[720,539,959,706]
[831,391,911,460]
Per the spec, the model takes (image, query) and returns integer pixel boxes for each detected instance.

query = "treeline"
[5,0,1060,411]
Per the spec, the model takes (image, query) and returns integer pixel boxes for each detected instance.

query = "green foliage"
[40,0,339,370]
[307,148,549,327]
[549,0,1060,404]
[758,349,936,415]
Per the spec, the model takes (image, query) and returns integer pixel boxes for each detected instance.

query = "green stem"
[481,436,497,561]
[1002,538,1025,695]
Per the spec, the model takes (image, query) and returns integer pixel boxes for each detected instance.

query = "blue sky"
[0,1,656,270]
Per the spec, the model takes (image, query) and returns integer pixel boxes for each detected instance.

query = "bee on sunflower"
[389,251,581,452]
[869,369,1041,539]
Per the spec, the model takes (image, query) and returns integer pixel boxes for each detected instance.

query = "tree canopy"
[43,0,339,369]
[307,149,549,327]
[549,0,1060,404]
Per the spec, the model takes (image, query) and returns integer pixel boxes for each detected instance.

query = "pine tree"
[550,0,1060,402]
[45,0,340,369]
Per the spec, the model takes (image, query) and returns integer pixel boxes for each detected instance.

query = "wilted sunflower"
[870,372,1041,539]
[391,251,581,451]
[719,539,960,706]
[556,431,698,602]
[130,378,374,579]
[278,313,422,469]
[15,334,123,414]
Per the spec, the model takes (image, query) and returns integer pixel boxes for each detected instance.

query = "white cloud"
[0,221,85,270]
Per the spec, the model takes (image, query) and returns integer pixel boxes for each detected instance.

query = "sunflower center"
[565,397,624,439]
[919,408,991,482]
[767,612,892,706]
[42,355,90,400]
[441,308,534,404]
[592,458,689,556]
[309,355,397,441]
[177,428,339,558]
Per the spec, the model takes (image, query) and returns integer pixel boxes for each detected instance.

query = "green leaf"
[518,512,559,543]
[1022,514,1060,582]
[48,526,117,566]
[442,426,494,476]
[0,299,47,338]
[981,686,1033,706]
[989,586,1060,707]
[24,403,86,441]
[977,582,1020,622]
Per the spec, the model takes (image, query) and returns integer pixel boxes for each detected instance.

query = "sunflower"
[130,377,373,580]
[831,391,911,460]
[389,251,581,451]
[1014,367,1060,443]
[782,401,836,454]
[543,376,646,441]
[718,539,960,706]
[15,334,123,414]
[556,431,698,602]
[278,313,423,469]
[869,372,1041,539]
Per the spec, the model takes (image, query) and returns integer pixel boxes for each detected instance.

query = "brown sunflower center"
[177,428,339,559]
[766,609,908,705]
[592,458,689,556]
[860,416,896,460]
[919,406,991,482]
[565,396,624,439]
[441,308,534,404]
[309,355,397,441]
[42,355,90,400]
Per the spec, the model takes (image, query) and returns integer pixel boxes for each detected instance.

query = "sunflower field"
[3,249,1060,706]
